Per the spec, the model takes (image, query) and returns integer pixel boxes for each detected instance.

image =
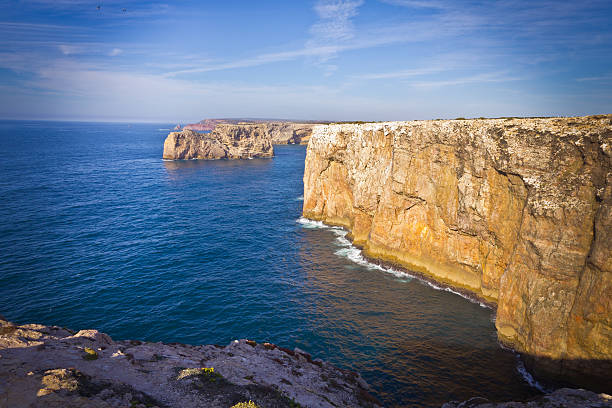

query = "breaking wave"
[296,216,490,308]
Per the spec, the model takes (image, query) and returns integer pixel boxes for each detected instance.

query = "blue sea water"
[0,121,540,407]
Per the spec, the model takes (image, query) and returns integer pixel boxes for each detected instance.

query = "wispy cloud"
[409,71,523,88]
[109,48,122,57]
[378,0,449,9]
[353,67,446,80]
[576,73,612,82]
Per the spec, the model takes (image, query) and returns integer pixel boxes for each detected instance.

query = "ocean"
[0,120,540,407]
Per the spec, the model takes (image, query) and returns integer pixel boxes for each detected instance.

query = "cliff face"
[182,119,227,131]
[303,116,612,387]
[163,124,273,160]
[267,122,316,145]
[0,317,379,408]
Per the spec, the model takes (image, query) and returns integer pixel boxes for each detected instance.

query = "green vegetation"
[82,347,98,360]
[176,367,223,382]
[230,401,260,408]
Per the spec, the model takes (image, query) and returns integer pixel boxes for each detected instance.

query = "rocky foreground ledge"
[0,317,380,408]
[443,388,612,408]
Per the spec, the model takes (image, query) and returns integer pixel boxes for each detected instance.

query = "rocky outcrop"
[267,122,316,145]
[183,119,228,132]
[442,388,612,407]
[302,115,612,389]
[0,317,380,408]
[182,119,318,144]
[162,124,273,160]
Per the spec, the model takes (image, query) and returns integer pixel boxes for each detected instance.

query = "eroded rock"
[0,317,379,407]
[162,124,274,160]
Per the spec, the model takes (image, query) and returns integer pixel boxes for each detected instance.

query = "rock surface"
[183,119,228,132]
[182,119,318,144]
[302,115,612,389]
[442,388,612,407]
[0,317,380,408]
[162,124,274,160]
[266,122,316,145]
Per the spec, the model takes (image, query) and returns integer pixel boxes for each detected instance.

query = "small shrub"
[231,401,259,408]
[176,367,222,382]
[82,347,98,360]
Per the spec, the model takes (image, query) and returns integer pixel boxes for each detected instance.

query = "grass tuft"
[82,347,98,360]
[176,367,223,382]
[231,401,260,408]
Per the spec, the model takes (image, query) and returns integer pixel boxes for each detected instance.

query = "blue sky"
[1,0,611,122]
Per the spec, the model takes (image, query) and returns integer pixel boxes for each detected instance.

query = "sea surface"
[0,121,541,407]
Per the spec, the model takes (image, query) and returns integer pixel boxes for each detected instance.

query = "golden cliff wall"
[302,115,612,388]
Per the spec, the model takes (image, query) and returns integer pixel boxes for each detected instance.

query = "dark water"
[0,121,540,407]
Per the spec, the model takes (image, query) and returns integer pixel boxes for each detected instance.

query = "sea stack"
[162,124,274,160]
[302,115,612,390]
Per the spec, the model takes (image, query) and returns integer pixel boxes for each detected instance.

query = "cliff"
[266,122,316,145]
[0,317,380,408]
[182,119,318,144]
[302,115,612,389]
[163,124,273,160]
[183,119,228,132]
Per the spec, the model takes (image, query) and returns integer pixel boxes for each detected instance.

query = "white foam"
[295,195,304,201]
[158,128,171,131]
[296,217,331,229]
[296,216,492,308]
[515,357,549,392]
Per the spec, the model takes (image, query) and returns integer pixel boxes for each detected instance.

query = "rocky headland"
[266,122,316,145]
[0,317,380,408]
[181,119,320,145]
[163,124,274,160]
[302,115,612,390]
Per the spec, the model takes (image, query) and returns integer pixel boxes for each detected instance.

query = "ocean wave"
[295,195,304,201]
[296,216,491,308]
[515,356,549,392]
[295,217,331,229]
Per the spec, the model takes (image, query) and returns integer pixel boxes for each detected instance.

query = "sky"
[0,0,611,123]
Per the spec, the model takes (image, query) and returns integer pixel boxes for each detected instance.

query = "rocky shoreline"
[0,316,380,407]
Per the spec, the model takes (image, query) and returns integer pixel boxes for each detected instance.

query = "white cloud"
[58,44,82,55]
[109,48,123,56]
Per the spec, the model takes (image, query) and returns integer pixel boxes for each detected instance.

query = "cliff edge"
[0,317,380,408]
[163,124,273,160]
[302,115,612,390]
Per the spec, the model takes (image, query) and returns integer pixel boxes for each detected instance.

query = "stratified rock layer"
[162,124,273,160]
[0,317,380,408]
[302,115,612,389]
[267,122,316,145]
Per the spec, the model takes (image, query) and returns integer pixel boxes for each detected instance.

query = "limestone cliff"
[0,317,379,408]
[302,115,612,389]
[266,122,316,145]
[163,124,273,160]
